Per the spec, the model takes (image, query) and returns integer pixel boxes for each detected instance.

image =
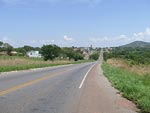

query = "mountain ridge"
[120,41,150,48]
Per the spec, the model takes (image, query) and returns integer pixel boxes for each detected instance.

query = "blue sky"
[0,0,150,47]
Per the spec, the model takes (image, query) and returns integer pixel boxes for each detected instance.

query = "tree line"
[103,47,150,65]
[0,41,40,56]
[0,41,84,61]
[41,45,84,61]
[0,41,101,61]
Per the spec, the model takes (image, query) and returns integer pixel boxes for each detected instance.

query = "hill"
[120,41,150,48]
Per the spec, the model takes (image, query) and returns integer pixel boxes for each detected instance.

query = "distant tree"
[0,41,3,47]
[89,53,99,60]
[73,53,84,61]
[62,48,74,60]
[23,45,34,52]
[15,47,26,55]
[3,43,13,55]
[103,47,150,65]
[34,47,41,52]
[62,47,84,61]
[41,44,61,61]
[15,46,41,56]
[0,41,4,52]
[103,52,111,61]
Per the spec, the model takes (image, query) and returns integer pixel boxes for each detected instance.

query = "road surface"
[0,52,138,113]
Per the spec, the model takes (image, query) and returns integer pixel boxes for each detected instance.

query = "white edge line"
[79,63,96,89]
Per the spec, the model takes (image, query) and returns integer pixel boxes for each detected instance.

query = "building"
[26,51,42,58]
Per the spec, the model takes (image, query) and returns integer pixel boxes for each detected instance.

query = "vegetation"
[0,41,3,46]
[102,62,150,113]
[0,41,85,61]
[0,41,98,72]
[120,41,150,48]
[62,47,84,61]
[0,55,93,72]
[0,41,95,72]
[41,45,61,61]
[103,44,150,113]
[104,47,150,65]
[40,45,84,61]
[0,42,13,55]
[89,52,100,60]
[15,45,41,56]
[107,58,150,75]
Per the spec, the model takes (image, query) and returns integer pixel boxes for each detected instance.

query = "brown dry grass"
[107,58,150,75]
[0,56,71,67]
[0,56,92,72]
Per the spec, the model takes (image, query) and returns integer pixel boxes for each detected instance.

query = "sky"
[0,0,150,47]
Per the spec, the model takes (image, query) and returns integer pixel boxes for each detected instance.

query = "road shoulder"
[77,62,138,113]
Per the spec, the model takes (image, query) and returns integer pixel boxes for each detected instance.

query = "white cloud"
[51,40,55,42]
[63,35,74,41]
[2,36,9,43]
[1,27,150,47]
[145,27,150,35]
[0,36,17,45]
[0,37,57,47]
[89,27,150,47]
[132,27,150,41]
[38,39,55,45]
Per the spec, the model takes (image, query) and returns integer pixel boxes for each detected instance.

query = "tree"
[15,47,26,55]
[41,44,61,61]
[89,53,99,60]
[0,41,4,52]
[3,43,13,55]
[62,47,74,60]
[14,46,41,56]
[73,53,84,61]
[62,47,84,61]
[0,41,3,47]
[23,45,34,52]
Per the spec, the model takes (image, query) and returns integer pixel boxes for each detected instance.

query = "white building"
[27,51,42,58]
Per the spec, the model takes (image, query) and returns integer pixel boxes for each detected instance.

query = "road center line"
[79,63,96,89]
[0,70,66,96]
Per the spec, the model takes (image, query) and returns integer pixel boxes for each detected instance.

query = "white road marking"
[79,63,96,89]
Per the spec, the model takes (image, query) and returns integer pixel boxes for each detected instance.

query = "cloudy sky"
[0,0,150,47]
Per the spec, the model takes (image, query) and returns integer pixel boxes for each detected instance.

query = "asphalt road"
[0,52,138,113]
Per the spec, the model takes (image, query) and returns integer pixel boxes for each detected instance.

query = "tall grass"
[102,62,150,113]
[0,56,93,72]
[107,58,150,75]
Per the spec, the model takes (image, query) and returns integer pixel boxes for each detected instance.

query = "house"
[26,51,42,58]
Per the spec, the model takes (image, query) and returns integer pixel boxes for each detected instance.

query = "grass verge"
[102,62,150,113]
[0,60,94,73]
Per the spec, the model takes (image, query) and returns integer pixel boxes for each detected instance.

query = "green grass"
[102,62,150,113]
